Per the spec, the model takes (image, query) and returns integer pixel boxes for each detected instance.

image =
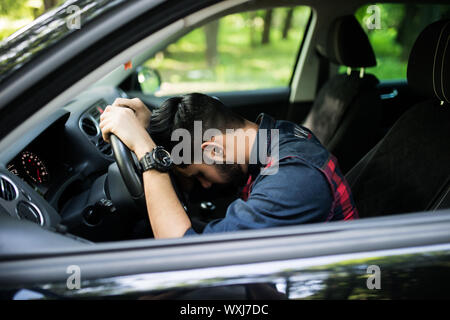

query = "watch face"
[153,147,173,169]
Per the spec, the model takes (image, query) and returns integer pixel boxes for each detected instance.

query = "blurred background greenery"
[351,3,450,80]
[144,3,450,95]
[1,1,449,95]
[0,0,63,40]
[145,7,311,95]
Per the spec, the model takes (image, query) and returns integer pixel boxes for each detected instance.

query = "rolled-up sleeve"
[183,158,333,236]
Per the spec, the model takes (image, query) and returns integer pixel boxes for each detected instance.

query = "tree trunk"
[204,20,220,67]
[261,9,273,45]
[282,8,294,39]
[400,5,442,60]
[248,11,257,47]
[44,0,58,11]
[32,8,40,19]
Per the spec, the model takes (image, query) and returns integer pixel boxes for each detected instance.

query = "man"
[99,93,358,239]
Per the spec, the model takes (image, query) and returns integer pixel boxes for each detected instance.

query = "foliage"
[147,3,450,95]
[0,0,63,41]
[146,7,311,96]
[0,0,28,15]
[351,3,450,80]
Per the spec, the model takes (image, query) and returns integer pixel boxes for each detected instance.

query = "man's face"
[176,163,248,189]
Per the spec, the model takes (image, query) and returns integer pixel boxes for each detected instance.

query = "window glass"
[349,3,450,80]
[141,6,311,96]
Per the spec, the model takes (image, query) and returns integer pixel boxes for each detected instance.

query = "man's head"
[149,93,256,189]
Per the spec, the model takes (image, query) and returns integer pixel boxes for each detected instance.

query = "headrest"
[320,15,376,68]
[407,20,450,103]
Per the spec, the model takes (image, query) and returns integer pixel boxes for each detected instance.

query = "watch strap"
[139,146,173,173]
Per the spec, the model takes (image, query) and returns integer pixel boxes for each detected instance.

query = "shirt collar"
[248,113,276,179]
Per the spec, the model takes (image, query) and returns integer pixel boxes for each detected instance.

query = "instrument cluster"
[8,150,51,196]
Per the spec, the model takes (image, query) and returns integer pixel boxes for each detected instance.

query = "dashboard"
[7,114,71,199]
[0,86,130,235]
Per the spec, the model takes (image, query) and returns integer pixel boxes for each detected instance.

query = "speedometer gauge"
[21,151,49,184]
[7,163,19,176]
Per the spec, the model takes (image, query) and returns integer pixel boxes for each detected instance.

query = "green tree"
[0,0,65,41]
[261,9,273,44]
[43,0,59,10]
[396,4,450,60]
[247,11,257,47]
[204,19,220,67]
[282,8,294,39]
[0,0,28,15]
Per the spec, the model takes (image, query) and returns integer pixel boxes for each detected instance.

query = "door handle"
[380,88,399,100]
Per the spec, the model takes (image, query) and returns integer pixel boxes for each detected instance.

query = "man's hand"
[112,97,152,129]
[100,98,192,239]
[99,105,155,159]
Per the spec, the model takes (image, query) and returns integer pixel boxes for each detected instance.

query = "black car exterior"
[1,210,450,300]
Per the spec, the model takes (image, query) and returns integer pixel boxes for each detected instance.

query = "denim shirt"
[184,114,358,236]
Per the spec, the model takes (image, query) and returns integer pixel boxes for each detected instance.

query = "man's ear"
[201,138,225,164]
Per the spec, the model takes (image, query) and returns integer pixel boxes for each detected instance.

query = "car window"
[348,3,450,81]
[140,6,311,96]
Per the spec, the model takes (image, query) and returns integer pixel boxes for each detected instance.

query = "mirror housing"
[137,66,161,94]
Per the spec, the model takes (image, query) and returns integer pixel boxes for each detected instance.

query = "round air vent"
[80,117,98,136]
[16,201,44,225]
[97,137,113,156]
[0,176,18,201]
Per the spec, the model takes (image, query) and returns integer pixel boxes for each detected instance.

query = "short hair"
[148,93,245,164]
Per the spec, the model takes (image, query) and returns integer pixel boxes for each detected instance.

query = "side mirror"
[137,66,161,94]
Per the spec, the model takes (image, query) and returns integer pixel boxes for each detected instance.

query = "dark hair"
[148,93,245,164]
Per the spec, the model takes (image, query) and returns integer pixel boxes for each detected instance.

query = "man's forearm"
[142,170,192,238]
[99,100,191,238]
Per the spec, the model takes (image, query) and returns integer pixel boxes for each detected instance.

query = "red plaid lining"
[322,155,359,221]
[241,155,358,222]
[241,175,254,201]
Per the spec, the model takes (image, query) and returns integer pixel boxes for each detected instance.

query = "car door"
[1,210,450,301]
[119,5,312,122]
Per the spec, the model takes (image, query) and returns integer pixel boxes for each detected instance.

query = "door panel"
[376,80,428,136]
[2,211,450,300]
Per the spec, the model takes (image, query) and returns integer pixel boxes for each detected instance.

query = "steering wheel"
[109,134,187,211]
[110,135,145,203]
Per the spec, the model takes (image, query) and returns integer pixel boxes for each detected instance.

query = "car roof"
[0,0,127,86]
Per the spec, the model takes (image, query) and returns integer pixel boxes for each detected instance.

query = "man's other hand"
[112,97,152,129]
[99,105,155,159]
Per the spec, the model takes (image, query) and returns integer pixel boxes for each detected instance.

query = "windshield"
[0,0,126,85]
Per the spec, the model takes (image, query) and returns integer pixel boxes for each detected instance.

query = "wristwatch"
[139,146,173,173]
